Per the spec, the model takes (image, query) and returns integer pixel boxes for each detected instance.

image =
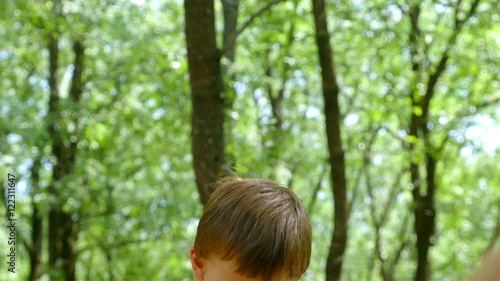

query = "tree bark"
[61,41,85,281]
[46,31,63,272]
[221,0,240,174]
[221,0,240,63]
[46,38,85,281]
[311,0,348,280]
[185,0,226,205]
[406,0,478,278]
[28,156,43,281]
[267,21,294,173]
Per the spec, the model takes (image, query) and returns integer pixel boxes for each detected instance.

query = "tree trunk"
[46,31,63,272]
[185,0,226,205]
[221,0,240,174]
[46,38,85,281]
[311,0,348,280]
[263,21,294,179]
[221,0,240,63]
[28,156,43,281]
[406,1,481,278]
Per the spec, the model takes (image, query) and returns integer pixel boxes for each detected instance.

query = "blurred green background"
[0,0,498,280]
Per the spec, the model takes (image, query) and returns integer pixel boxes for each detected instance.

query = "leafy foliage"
[0,0,498,280]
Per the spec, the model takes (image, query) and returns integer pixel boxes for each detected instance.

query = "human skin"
[467,249,500,281]
[189,247,296,281]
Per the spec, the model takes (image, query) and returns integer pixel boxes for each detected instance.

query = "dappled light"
[0,0,498,281]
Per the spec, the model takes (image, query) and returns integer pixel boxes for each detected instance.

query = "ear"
[190,246,206,281]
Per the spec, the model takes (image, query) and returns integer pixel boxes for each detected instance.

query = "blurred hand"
[468,249,500,281]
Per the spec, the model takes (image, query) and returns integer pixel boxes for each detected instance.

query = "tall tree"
[221,0,240,174]
[185,0,226,205]
[311,0,348,280]
[46,28,85,280]
[405,1,482,280]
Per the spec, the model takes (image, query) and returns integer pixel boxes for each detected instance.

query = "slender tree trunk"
[311,0,348,280]
[411,122,438,281]
[407,5,433,280]
[62,40,85,281]
[263,47,284,178]
[408,3,457,279]
[104,181,116,281]
[406,2,481,279]
[46,38,85,281]
[60,213,76,281]
[409,119,437,281]
[28,156,43,281]
[105,246,115,281]
[221,0,240,63]
[185,0,225,206]
[263,21,294,179]
[46,31,63,272]
[221,0,240,174]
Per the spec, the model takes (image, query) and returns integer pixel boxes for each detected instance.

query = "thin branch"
[455,0,481,29]
[435,94,500,155]
[454,0,464,26]
[251,89,266,149]
[236,0,285,38]
[222,0,286,56]
[349,126,381,216]
[422,0,482,121]
[387,210,412,276]
[364,127,408,281]
[379,169,406,227]
[286,162,299,190]
[307,164,328,215]
[364,127,392,280]
[366,168,390,280]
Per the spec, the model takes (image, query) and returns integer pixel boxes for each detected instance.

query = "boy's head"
[190,177,312,281]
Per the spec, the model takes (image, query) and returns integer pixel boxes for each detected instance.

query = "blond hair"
[194,177,312,280]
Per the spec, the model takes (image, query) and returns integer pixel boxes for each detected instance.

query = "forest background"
[0,0,499,280]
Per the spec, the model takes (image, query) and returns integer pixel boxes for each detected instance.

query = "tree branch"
[221,0,286,56]
[387,210,412,277]
[435,94,500,155]
[307,163,328,215]
[422,0,482,121]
